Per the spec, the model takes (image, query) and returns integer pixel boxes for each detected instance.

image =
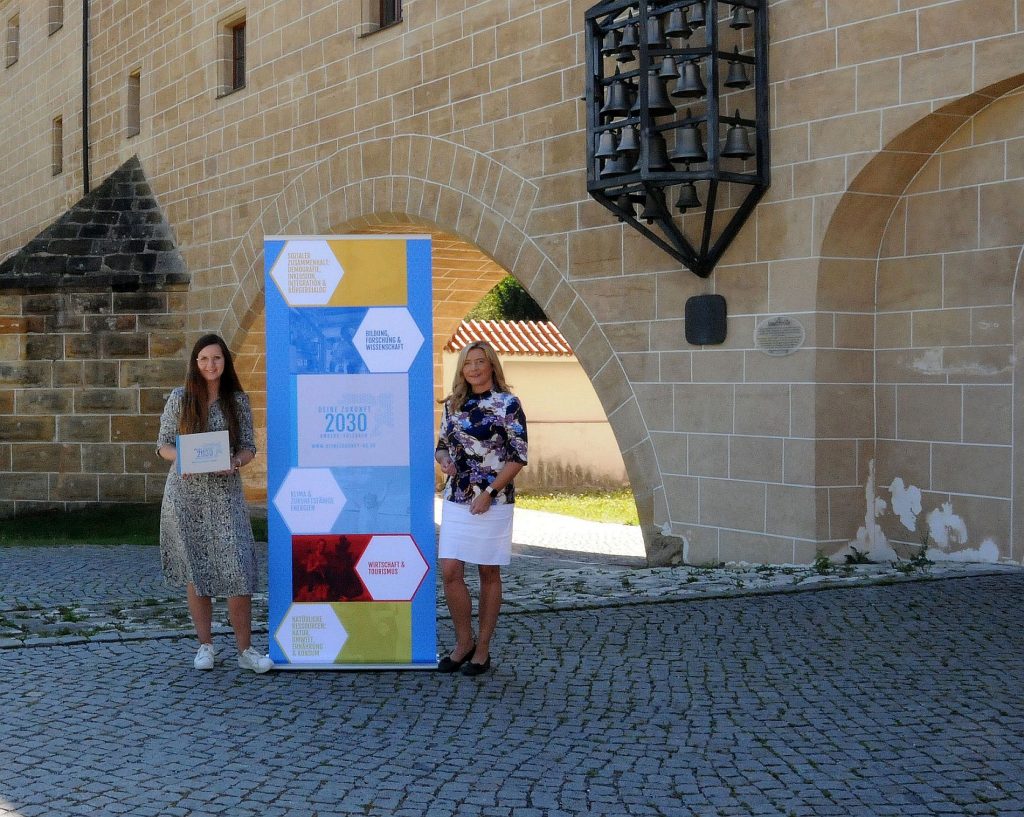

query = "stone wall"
[0,156,189,517]
[871,88,1024,558]
[0,0,82,254]
[0,282,188,516]
[2,1,1024,564]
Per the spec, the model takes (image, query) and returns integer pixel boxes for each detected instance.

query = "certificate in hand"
[176,430,231,475]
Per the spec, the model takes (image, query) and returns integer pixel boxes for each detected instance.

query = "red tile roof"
[445,320,574,357]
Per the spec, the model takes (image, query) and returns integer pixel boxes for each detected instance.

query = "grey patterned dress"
[157,387,258,597]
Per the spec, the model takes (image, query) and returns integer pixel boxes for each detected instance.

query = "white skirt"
[438,500,514,566]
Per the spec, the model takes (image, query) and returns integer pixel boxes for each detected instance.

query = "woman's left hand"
[213,457,242,477]
[470,490,493,515]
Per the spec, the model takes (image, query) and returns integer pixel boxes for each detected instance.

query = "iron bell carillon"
[585,0,769,278]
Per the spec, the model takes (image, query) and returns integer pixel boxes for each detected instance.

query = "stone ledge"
[0,272,190,293]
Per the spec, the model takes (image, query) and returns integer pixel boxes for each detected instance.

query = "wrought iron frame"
[585,0,769,278]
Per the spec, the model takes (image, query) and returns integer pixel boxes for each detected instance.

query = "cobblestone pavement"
[1,506,1013,646]
[3,511,1024,816]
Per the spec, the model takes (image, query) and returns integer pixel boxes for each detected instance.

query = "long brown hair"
[179,333,244,450]
[440,340,511,413]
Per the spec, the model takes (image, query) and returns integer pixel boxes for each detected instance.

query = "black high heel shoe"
[437,643,475,673]
[461,654,491,677]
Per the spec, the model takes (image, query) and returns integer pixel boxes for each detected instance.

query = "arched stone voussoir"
[217,135,667,562]
[820,73,1024,265]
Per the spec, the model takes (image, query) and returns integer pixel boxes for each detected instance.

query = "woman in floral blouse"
[434,340,528,676]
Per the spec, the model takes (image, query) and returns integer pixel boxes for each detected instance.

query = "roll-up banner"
[264,235,435,669]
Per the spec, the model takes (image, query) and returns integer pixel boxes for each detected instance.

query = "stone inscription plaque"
[754,316,805,356]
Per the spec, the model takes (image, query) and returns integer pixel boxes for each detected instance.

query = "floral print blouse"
[435,389,528,505]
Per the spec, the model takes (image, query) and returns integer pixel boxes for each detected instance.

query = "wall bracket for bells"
[585,0,769,278]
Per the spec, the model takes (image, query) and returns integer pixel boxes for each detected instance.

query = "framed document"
[176,430,231,475]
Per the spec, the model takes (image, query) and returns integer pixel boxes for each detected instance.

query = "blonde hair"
[441,340,511,412]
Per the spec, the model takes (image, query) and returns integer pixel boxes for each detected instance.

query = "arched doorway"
[234,218,631,505]
[218,135,647,549]
[816,82,1024,562]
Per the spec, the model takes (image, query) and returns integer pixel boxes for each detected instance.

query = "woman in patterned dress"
[435,341,528,676]
[156,334,273,674]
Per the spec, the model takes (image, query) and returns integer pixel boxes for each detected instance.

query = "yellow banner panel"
[332,602,411,663]
[327,240,408,306]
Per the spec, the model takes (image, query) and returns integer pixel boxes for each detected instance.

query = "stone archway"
[233,217,508,500]
[332,216,508,401]
[1009,245,1024,563]
[816,80,1024,561]
[220,134,666,560]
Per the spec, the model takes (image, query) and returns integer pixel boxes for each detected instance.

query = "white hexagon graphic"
[353,308,424,373]
[275,603,348,664]
[355,535,429,601]
[272,468,346,534]
[269,240,344,306]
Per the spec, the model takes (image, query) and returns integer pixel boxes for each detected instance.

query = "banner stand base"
[272,662,437,671]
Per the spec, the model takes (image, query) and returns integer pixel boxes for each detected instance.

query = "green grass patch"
[1,488,633,546]
[0,505,268,547]
[516,488,639,526]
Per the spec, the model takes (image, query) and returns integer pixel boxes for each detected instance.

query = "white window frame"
[48,0,64,36]
[216,10,247,97]
[52,116,63,175]
[361,0,402,36]
[5,14,19,67]
[125,71,141,138]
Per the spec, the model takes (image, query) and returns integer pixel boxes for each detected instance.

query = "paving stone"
[2,523,1024,816]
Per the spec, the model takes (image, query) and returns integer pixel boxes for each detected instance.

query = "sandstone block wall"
[1,0,1023,564]
[0,282,188,516]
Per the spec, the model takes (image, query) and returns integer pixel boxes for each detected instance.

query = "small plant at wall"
[843,545,873,565]
[897,531,934,574]
[910,531,933,568]
[813,551,832,575]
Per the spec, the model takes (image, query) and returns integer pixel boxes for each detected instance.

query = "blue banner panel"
[264,236,435,669]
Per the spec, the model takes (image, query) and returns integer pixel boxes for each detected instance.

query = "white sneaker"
[193,643,216,670]
[237,647,274,674]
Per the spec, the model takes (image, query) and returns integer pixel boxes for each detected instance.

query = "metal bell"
[658,55,680,81]
[617,20,638,61]
[618,126,641,153]
[595,130,619,159]
[600,70,631,117]
[665,7,691,39]
[600,153,632,177]
[632,132,672,172]
[601,28,620,56]
[670,109,707,162]
[630,72,676,118]
[671,60,705,98]
[688,2,706,28]
[645,14,666,49]
[639,190,665,223]
[722,111,754,159]
[675,181,701,212]
[670,118,706,163]
[649,133,672,170]
[724,47,750,89]
[615,192,637,221]
[729,4,752,29]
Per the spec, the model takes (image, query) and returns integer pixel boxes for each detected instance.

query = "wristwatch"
[484,485,497,497]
